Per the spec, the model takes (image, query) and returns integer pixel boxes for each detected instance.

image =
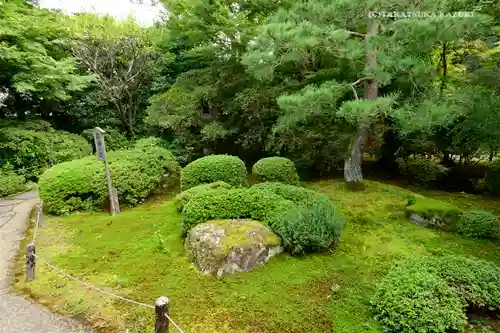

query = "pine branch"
[349,77,371,100]
[348,31,366,39]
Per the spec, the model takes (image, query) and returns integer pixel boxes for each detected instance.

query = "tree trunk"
[344,20,378,190]
[344,123,370,189]
[440,42,447,95]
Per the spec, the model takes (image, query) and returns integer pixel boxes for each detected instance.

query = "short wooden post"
[155,296,169,333]
[36,204,44,227]
[26,243,36,281]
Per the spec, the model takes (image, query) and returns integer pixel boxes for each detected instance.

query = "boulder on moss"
[185,219,282,276]
[406,195,462,230]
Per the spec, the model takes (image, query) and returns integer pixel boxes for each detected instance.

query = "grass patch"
[13,179,500,332]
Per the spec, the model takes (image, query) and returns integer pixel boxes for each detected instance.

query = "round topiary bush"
[180,155,247,191]
[174,181,232,212]
[457,210,500,239]
[371,255,500,333]
[180,187,295,236]
[269,196,345,254]
[483,159,500,195]
[39,146,181,214]
[371,268,466,333]
[396,156,446,185]
[252,157,300,185]
[251,182,321,204]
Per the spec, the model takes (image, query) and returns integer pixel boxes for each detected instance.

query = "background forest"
[1,0,500,193]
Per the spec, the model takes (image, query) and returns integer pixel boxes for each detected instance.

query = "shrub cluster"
[174,181,232,212]
[483,159,500,195]
[0,172,28,197]
[396,156,446,185]
[180,155,247,191]
[371,255,500,333]
[39,146,180,214]
[180,188,294,236]
[252,157,300,185]
[457,210,500,239]
[0,126,91,179]
[270,196,345,254]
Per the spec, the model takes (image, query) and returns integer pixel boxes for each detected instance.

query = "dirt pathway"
[0,191,94,333]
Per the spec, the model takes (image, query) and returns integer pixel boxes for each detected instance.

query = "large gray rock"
[185,219,282,276]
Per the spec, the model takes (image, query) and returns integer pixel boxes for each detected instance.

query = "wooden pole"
[36,204,44,227]
[26,243,35,281]
[93,127,120,216]
[155,296,169,333]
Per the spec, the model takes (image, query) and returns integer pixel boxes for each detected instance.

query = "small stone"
[185,219,282,276]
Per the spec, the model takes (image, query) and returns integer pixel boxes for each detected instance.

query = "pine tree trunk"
[344,123,370,189]
[344,20,378,190]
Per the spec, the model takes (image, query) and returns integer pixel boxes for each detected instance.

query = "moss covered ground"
[12,179,500,332]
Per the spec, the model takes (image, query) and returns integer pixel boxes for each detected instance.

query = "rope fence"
[26,202,185,333]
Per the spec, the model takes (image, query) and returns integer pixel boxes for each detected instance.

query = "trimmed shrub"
[252,157,300,185]
[180,155,247,190]
[457,210,500,239]
[0,172,27,197]
[405,195,462,230]
[174,181,232,212]
[251,182,321,204]
[371,268,466,333]
[483,159,500,195]
[371,255,500,333]
[180,188,295,236]
[39,146,181,214]
[396,156,446,185]
[269,196,345,254]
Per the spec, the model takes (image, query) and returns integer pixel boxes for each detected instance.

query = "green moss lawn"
[13,179,500,333]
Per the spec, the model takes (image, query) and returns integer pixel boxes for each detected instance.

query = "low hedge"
[39,146,180,214]
[252,157,300,185]
[252,182,322,204]
[0,172,27,197]
[180,188,295,236]
[174,181,232,212]
[371,255,500,333]
[270,196,345,254]
[180,155,247,191]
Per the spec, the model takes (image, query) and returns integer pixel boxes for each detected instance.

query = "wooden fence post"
[26,243,35,281]
[155,296,169,333]
[36,204,44,227]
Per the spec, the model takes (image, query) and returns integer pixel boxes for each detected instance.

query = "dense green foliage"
[457,210,500,239]
[396,157,446,185]
[0,172,27,197]
[251,182,322,203]
[371,267,466,333]
[270,196,345,254]
[483,159,500,195]
[0,125,91,179]
[39,146,180,214]
[372,255,500,333]
[252,157,299,185]
[180,187,295,236]
[174,181,232,212]
[180,155,247,190]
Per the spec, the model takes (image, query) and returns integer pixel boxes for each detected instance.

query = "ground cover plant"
[14,179,500,333]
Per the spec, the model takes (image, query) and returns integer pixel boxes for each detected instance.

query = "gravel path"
[0,191,94,333]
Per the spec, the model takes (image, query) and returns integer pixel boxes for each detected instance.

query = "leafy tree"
[71,15,159,135]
